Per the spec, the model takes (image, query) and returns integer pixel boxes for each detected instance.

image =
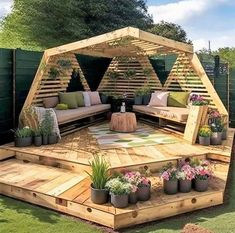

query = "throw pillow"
[167,91,190,108]
[59,92,78,109]
[88,91,102,105]
[83,92,91,107]
[75,91,85,107]
[43,96,59,108]
[149,91,169,107]
[56,103,69,110]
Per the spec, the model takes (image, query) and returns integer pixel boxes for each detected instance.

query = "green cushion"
[59,92,78,109]
[167,92,190,108]
[56,103,69,110]
[75,91,85,107]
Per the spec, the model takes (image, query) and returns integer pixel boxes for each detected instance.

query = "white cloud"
[0,0,13,18]
[148,0,228,24]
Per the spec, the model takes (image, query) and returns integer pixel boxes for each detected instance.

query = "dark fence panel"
[0,48,13,143]
[229,68,235,127]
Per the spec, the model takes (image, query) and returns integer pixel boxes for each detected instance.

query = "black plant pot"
[15,137,32,147]
[42,135,49,145]
[179,179,192,193]
[111,98,123,112]
[111,193,128,208]
[48,135,58,144]
[143,94,151,105]
[34,136,42,147]
[137,184,151,201]
[163,179,178,195]
[101,94,109,104]
[129,192,138,204]
[90,184,108,204]
[194,178,208,192]
[134,96,143,105]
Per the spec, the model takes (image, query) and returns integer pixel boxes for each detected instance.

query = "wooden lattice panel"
[32,53,89,106]
[98,55,162,98]
[163,53,216,107]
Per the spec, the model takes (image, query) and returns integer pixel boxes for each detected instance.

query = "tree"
[147,21,192,44]
[0,0,152,50]
[215,47,235,68]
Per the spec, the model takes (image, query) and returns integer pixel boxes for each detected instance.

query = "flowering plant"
[105,177,132,195]
[177,164,195,181]
[210,121,223,133]
[190,94,209,106]
[198,125,212,137]
[194,160,213,180]
[160,163,178,181]
[209,109,221,119]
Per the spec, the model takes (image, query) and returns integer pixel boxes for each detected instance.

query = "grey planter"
[137,184,151,201]
[48,135,58,144]
[90,184,108,204]
[129,192,138,204]
[163,179,178,195]
[15,137,32,147]
[194,178,209,192]
[143,94,151,105]
[134,96,143,105]
[199,136,210,146]
[211,132,222,145]
[101,94,109,104]
[111,193,129,208]
[222,130,227,140]
[179,179,192,193]
[34,136,42,147]
[42,135,49,145]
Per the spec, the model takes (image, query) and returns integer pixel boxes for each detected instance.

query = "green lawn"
[0,161,235,233]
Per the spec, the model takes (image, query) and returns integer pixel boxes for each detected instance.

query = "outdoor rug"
[88,123,180,149]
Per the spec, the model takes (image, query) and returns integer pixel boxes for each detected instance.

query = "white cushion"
[88,91,102,105]
[83,92,91,107]
[148,91,169,107]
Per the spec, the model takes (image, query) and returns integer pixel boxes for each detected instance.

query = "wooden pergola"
[23,26,227,118]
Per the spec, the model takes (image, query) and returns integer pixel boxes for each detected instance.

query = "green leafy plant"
[86,154,110,189]
[210,121,224,132]
[57,59,72,69]
[48,67,60,79]
[134,88,143,97]
[107,70,119,95]
[105,177,132,195]
[198,125,212,137]
[143,68,152,86]
[41,110,54,136]
[33,127,42,137]
[14,127,32,138]
[141,85,152,95]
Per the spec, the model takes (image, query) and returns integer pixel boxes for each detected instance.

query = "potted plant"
[210,121,223,145]
[48,132,58,144]
[134,88,143,105]
[100,92,109,104]
[13,127,33,147]
[48,67,60,79]
[41,110,54,145]
[137,175,151,201]
[86,154,110,204]
[198,125,212,146]
[161,163,178,195]
[194,160,213,192]
[105,177,132,208]
[177,163,195,193]
[190,94,209,106]
[33,127,42,147]
[142,86,152,105]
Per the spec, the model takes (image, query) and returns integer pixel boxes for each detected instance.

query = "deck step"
[0,158,229,229]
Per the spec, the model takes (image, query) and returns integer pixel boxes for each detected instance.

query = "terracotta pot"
[211,132,222,145]
[90,184,108,204]
[199,136,210,146]
[163,179,178,195]
[129,192,138,204]
[194,178,209,192]
[15,137,32,147]
[137,184,151,201]
[34,136,42,147]
[134,96,143,105]
[111,193,128,208]
[179,179,192,193]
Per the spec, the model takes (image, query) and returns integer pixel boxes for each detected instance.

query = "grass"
[0,160,235,233]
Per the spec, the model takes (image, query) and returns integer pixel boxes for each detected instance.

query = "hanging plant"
[143,68,152,86]
[107,70,119,95]
[123,69,136,94]
[57,59,72,69]
[48,67,60,79]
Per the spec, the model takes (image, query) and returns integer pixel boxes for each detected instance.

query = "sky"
[0,0,235,51]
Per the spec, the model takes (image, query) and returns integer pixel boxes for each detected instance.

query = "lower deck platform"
[0,124,234,229]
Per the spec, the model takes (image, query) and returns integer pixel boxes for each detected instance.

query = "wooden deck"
[0,124,234,229]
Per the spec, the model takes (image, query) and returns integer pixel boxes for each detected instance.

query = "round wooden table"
[110,112,137,133]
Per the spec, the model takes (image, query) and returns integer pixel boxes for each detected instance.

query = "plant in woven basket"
[86,154,110,204]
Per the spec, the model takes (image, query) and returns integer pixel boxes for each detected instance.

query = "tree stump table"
[110,112,137,133]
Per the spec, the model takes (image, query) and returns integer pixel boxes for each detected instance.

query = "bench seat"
[133,105,189,123]
[55,104,111,125]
